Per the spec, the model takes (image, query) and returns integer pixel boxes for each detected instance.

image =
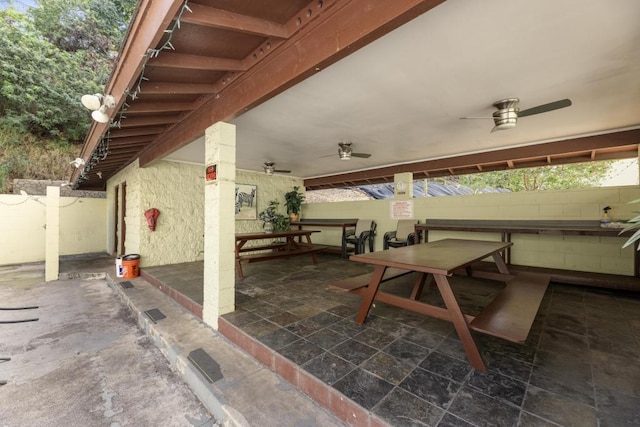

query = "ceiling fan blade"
[274,169,291,173]
[519,98,572,118]
[459,116,495,120]
[352,152,371,158]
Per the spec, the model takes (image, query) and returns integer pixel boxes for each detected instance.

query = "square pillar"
[45,186,60,281]
[394,172,413,200]
[203,122,236,329]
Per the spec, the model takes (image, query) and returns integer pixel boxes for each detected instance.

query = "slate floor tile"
[257,327,300,350]
[436,412,475,427]
[384,338,432,367]
[447,385,521,427]
[333,368,394,410]
[523,385,597,427]
[420,351,471,383]
[399,367,462,408]
[278,338,325,365]
[306,327,349,350]
[372,387,445,427]
[467,370,527,407]
[330,339,378,365]
[302,352,356,385]
[361,351,413,385]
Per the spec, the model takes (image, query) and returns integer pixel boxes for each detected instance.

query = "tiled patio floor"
[142,254,640,426]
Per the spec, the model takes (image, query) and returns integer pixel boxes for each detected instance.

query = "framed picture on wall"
[235,184,257,220]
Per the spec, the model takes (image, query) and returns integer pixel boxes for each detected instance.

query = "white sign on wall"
[390,200,414,219]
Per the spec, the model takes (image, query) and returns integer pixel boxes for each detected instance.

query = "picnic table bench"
[235,230,325,279]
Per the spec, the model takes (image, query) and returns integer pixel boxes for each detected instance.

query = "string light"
[74,0,192,190]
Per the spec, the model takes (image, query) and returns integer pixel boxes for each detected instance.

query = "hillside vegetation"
[0,0,135,193]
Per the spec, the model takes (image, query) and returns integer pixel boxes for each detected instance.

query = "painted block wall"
[0,195,46,264]
[105,160,304,267]
[235,170,304,234]
[303,185,640,276]
[0,194,107,265]
[59,197,107,255]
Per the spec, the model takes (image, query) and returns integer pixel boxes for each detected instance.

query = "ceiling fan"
[263,162,291,175]
[336,141,371,160]
[460,98,572,132]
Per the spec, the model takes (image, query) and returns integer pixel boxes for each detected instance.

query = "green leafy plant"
[258,200,290,231]
[621,198,640,250]
[284,186,305,215]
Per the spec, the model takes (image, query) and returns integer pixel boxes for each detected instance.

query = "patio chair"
[383,219,420,250]
[343,219,376,254]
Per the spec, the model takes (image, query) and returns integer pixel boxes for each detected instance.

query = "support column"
[45,186,60,281]
[203,122,236,329]
[394,172,413,200]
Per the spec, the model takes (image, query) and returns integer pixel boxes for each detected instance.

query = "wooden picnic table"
[235,230,324,279]
[340,238,549,372]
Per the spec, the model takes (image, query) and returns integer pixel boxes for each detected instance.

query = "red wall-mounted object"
[144,208,160,231]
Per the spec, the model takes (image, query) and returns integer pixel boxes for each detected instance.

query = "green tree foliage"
[0,0,134,142]
[437,161,613,192]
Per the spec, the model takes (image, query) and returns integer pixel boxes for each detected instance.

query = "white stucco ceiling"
[165,0,640,179]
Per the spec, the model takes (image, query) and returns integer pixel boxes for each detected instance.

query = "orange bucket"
[121,254,140,279]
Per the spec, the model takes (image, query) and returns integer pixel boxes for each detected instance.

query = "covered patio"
[141,255,640,426]
[66,1,640,425]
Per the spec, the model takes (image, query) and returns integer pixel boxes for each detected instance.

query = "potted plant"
[284,186,305,222]
[258,200,290,232]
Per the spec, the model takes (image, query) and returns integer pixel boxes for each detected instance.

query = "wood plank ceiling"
[72,0,639,191]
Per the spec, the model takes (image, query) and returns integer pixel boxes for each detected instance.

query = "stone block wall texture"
[303,185,640,276]
[13,179,105,198]
[105,159,304,267]
[0,193,107,265]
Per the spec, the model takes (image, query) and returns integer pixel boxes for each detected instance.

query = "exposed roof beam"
[181,4,289,38]
[303,129,640,189]
[139,0,447,167]
[140,82,217,94]
[109,127,166,138]
[125,102,195,113]
[147,52,247,71]
[117,116,180,127]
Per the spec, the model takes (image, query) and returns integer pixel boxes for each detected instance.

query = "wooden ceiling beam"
[125,102,195,113]
[109,127,166,138]
[139,82,217,94]
[182,4,289,38]
[304,129,640,189]
[118,115,180,127]
[147,52,247,71]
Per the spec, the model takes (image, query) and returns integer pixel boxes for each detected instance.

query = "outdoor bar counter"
[416,219,640,290]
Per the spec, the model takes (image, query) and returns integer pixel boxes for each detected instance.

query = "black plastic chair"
[344,219,376,254]
[383,219,419,249]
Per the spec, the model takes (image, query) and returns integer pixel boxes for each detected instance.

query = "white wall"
[0,193,107,265]
[303,185,640,276]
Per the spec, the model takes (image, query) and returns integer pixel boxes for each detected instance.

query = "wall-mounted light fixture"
[81,94,115,123]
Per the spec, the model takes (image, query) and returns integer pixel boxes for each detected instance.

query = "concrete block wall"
[303,185,640,276]
[105,160,304,267]
[235,170,304,234]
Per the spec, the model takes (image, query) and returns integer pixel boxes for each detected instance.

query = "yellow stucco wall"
[303,185,640,276]
[105,160,304,267]
[0,194,107,265]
